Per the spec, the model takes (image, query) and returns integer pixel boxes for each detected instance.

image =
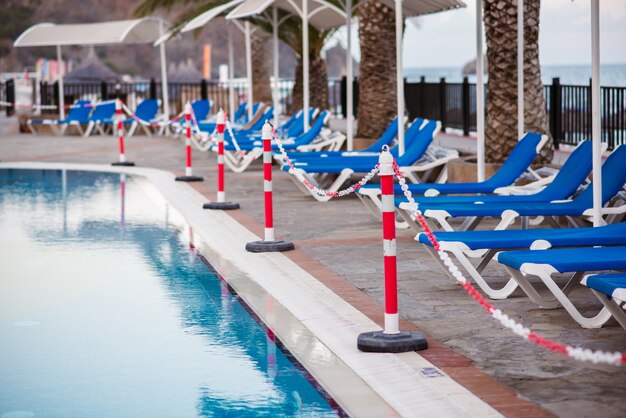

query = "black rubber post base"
[245,240,294,253]
[175,175,204,182]
[111,161,135,167]
[357,331,428,353]
[203,201,240,210]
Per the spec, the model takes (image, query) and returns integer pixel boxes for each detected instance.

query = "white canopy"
[14,18,168,47]
[14,18,171,119]
[182,0,247,32]
[379,0,465,17]
[227,0,346,30]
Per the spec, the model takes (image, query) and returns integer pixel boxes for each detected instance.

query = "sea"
[404,63,626,87]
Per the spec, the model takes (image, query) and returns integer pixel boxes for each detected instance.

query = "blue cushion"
[497,246,626,273]
[585,273,626,298]
[418,222,626,249]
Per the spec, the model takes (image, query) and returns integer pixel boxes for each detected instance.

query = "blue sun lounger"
[226,110,330,151]
[122,99,160,137]
[83,101,116,137]
[400,144,626,231]
[275,117,404,165]
[283,119,458,202]
[236,108,318,144]
[28,99,92,135]
[581,273,626,330]
[164,99,211,135]
[417,220,626,300]
[220,111,331,173]
[357,132,548,215]
[497,246,626,328]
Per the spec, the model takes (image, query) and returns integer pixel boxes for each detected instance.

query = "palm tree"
[483,0,553,164]
[355,0,398,140]
[134,0,335,110]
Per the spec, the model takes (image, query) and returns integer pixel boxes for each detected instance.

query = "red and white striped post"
[357,147,427,352]
[203,109,240,210]
[175,102,203,182]
[111,99,134,167]
[245,121,294,252]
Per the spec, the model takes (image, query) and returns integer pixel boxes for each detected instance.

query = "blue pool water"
[0,169,340,418]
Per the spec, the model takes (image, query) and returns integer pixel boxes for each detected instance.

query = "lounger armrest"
[493,175,555,195]
[583,205,626,216]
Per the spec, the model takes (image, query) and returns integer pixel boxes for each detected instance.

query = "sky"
[328,0,626,69]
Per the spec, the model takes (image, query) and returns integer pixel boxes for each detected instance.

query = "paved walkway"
[1,130,625,417]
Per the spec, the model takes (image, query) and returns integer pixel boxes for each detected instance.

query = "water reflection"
[0,169,339,418]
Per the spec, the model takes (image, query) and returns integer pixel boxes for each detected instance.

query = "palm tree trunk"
[292,52,329,113]
[484,0,554,164]
[251,30,272,104]
[356,0,398,141]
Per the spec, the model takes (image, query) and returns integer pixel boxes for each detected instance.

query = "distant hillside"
[0,0,301,80]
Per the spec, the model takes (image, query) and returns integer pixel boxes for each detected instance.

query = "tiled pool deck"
[1,131,625,417]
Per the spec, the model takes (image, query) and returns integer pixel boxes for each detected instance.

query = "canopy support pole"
[245,21,253,120]
[517,0,524,140]
[346,0,354,150]
[228,23,236,119]
[56,45,65,120]
[273,7,280,126]
[476,0,485,182]
[159,20,170,118]
[395,0,404,156]
[591,0,602,226]
[303,1,310,131]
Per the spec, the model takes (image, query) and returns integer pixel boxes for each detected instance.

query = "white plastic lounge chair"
[399,144,626,232]
[359,132,548,219]
[83,101,116,137]
[581,273,626,330]
[283,119,457,202]
[27,99,91,135]
[497,246,626,328]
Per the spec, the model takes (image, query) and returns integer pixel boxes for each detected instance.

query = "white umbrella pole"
[56,45,65,120]
[517,0,524,140]
[159,20,170,118]
[228,24,236,119]
[273,7,280,125]
[346,0,354,150]
[303,1,310,131]
[591,0,602,226]
[245,21,254,120]
[476,0,485,182]
[395,0,405,156]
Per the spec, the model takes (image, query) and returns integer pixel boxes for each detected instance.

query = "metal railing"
[340,76,626,149]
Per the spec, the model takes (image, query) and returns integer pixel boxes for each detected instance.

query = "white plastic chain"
[225,120,260,162]
[121,102,184,128]
[391,160,625,367]
[273,127,379,198]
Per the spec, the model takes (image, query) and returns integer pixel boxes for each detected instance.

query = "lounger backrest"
[292,110,330,145]
[67,100,92,122]
[241,102,261,124]
[135,99,159,121]
[234,102,247,122]
[395,120,438,166]
[388,118,425,157]
[361,117,400,153]
[281,109,302,131]
[89,102,116,122]
[286,108,316,138]
[250,106,273,131]
[575,145,626,206]
[481,132,543,188]
[534,140,593,199]
[191,100,210,121]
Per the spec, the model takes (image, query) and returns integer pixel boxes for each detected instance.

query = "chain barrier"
[273,127,379,198]
[391,160,626,366]
[225,119,260,162]
[120,102,184,128]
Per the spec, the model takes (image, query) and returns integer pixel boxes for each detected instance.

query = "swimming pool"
[0,169,340,417]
